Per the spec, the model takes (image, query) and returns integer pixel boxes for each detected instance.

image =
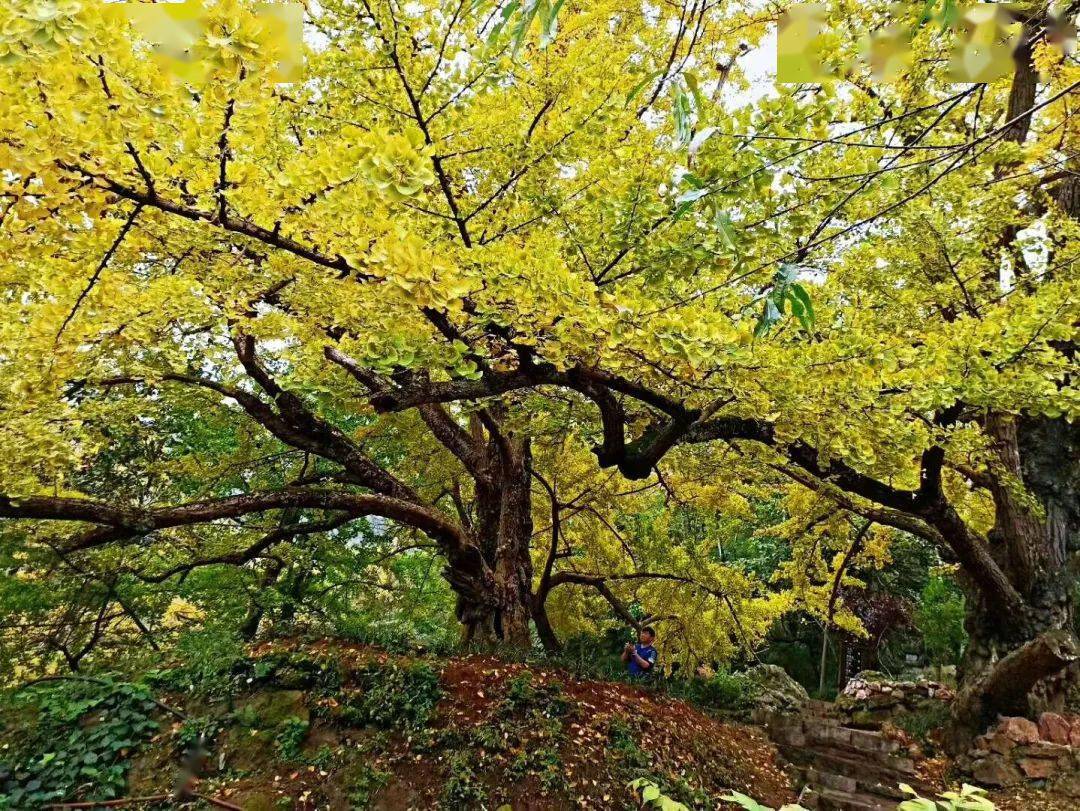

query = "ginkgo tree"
[0,0,790,658]
[0,0,1077,744]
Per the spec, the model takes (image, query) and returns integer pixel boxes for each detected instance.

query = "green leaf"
[511,1,540,56]
[642,784,661,802]
[672,83,693,146]
[789,283,815,329]
[625,70,662,106]
[681,172,705,189]
[675,187,709,206]
[714,211,738,253]
[683,70,706,112]
[540,0,566,47]
[775,263,799,286]
[754,298,782,338]
[720,793,769,811]
[487,0,520,46]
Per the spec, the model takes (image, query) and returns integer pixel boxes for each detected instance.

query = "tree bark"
[945,411,1079,748]
[447,428,537,650]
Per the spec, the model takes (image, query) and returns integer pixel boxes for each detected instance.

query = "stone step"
[806,699,840,718]
[813,787,898,811]
[801,722,902,755]
[780,742,918,780]
[804,765,919,801]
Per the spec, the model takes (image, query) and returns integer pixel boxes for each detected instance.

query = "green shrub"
[915,575,967,670]
[274,716,310,761]
[341,662,442,730]
[501,672,569,718]
[147,623,247,697]
[439,752,485,807]
[247,651,341,691]
[669,671,750,712]
[608,718,649,770]
[347,764,391,808]
[0,678,159,808]
[892,703,952,753]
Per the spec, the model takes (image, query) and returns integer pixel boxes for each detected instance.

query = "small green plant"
[347,764,391,808]
[233,702,261,728]
[669,671,750,712]
[274,716,310,761]
[175,715,221,758]
[609,718,650,769]
[898,783,996,811]
[341,662,442,730]
[628,778,689,810]
[165,623,247,696]
[501,672,569,718]
[0,678,160,808]
[508,743,562,791]
[439,752,485,807]
[891,703,951,752]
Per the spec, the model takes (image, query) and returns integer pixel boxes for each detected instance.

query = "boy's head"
[638,626,656,645]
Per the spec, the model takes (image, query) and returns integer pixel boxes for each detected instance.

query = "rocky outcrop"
[744,664,811,715]
[960,713,1080,797]
[836,672,954,726]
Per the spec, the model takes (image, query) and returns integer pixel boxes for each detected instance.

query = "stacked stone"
[836,673,955,725]
[963,713,1080,796]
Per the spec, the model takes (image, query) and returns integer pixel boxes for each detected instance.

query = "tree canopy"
[1,0,1078,735]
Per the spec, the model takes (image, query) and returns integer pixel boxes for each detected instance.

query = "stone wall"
[961,714,1080,796]
[836,672,954,726]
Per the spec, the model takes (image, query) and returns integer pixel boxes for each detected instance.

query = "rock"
[744,664,810,714]
[986,734,1016,755]
[1052,772,1080,799]
[855,689,869,700]
[1070,725,1080,747]
[1038,712,1072,745]
[1015,741,1070,759]
[1019,757,1058,780]
[971,755,1023,787]
[997,716,1040,744]
[235,689,309,726]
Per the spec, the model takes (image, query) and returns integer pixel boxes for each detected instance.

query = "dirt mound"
[128,640,795,809]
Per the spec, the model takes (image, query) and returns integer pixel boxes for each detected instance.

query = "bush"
[274,716,310,761]
[0,678,159,808]
[347,764,391,807]
[891,703,952,753]
[915,575,967,671]
[668,671,750,712]
[439,752,485,807]
[501,672,569,718]
[341,662,442,730]
[148,623,247,697]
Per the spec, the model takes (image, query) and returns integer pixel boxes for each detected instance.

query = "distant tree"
[916,574,968,675]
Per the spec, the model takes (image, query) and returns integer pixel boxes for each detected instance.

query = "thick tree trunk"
[448,431,537,650]
[946,412,1079,748]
